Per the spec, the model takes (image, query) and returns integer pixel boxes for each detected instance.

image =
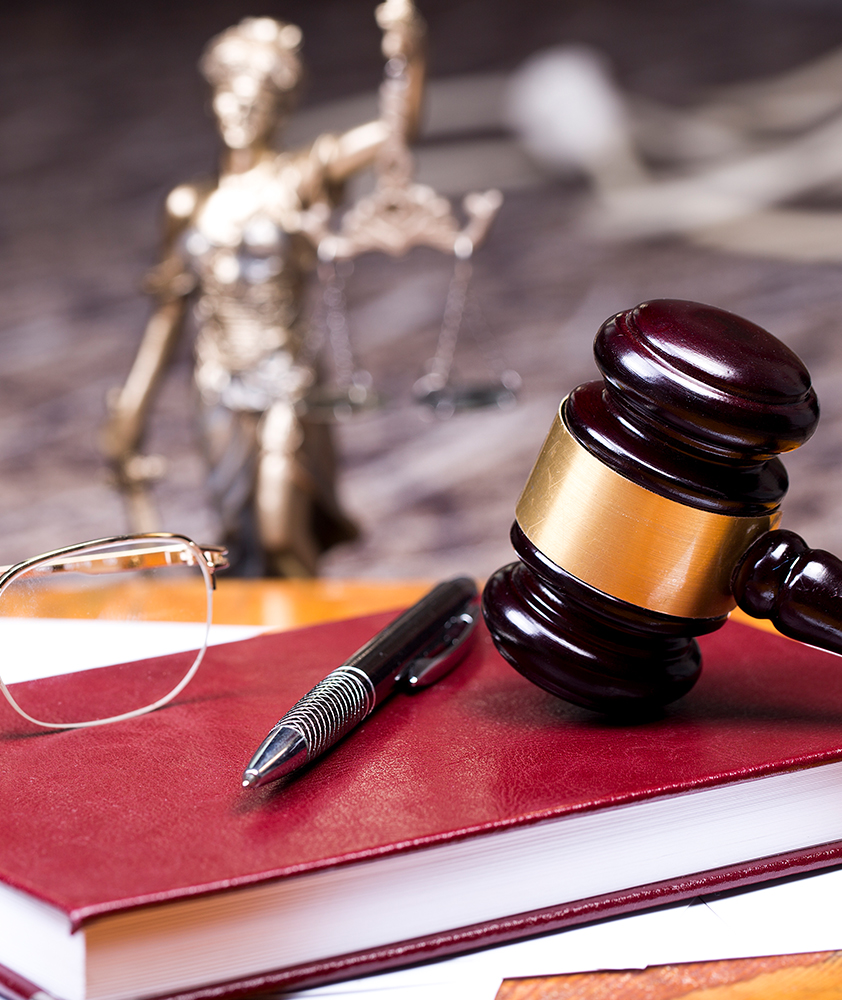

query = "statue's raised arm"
[315,0,427,188]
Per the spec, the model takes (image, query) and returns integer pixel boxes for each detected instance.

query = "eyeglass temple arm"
[0,545,230,579]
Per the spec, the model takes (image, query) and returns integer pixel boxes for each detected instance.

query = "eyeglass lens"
[0,538,211,727]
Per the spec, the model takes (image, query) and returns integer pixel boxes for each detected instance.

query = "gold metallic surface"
[99,5,427,576]
[305,1,502,261]
[515,407,781,619]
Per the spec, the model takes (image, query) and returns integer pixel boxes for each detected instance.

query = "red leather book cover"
[2,615,842,999]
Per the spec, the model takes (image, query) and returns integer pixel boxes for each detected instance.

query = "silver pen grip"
[276,666,375,760]
[243,578,479,787]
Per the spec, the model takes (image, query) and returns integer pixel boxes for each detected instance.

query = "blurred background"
[5,0,842,579]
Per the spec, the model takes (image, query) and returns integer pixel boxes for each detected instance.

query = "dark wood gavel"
[482,298,842,713]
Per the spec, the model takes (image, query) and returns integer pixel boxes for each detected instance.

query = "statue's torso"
[179,156,320,409]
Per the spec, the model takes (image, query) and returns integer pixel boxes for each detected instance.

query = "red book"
[2,614,842,1000]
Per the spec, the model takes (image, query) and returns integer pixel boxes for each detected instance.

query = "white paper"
[0,618,263,682]
[283,863,842,999]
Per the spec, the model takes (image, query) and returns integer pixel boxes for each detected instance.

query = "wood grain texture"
[495,952,842,1000]
[211,577,432,628]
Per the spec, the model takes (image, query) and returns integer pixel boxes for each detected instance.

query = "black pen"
[242,577,480,788]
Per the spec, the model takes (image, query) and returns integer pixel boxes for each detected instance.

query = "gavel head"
[482,299,819,714]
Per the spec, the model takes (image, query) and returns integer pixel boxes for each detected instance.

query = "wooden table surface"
[212,577,434,630]
[211,578,842,1000]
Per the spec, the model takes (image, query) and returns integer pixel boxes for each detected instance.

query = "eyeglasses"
[0,534,228,729]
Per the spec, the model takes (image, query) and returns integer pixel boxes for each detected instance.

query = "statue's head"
[200,17,303,150]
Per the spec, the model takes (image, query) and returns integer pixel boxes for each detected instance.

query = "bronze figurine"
[100,2,425,576]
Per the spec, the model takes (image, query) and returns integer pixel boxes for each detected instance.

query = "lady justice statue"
[99,2,426,576]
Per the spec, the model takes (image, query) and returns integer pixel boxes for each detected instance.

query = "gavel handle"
[733,529,842,655]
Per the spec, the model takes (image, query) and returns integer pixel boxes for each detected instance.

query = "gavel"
[482,298,842,713]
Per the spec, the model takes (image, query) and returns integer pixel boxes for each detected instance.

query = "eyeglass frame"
[0,533,229,730]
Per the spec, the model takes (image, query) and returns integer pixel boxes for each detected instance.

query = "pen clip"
[400,600,480,690]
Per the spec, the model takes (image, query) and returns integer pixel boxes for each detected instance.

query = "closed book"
[3,612,842,1000]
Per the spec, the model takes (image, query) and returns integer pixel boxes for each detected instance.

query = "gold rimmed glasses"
[0,534,228,729]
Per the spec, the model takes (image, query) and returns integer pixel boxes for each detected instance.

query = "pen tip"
[241,729,309,788]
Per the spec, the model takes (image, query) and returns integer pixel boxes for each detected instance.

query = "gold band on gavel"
[515,405,781,619]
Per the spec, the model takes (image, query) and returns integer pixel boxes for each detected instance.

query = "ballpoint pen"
[242,577,480,788]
